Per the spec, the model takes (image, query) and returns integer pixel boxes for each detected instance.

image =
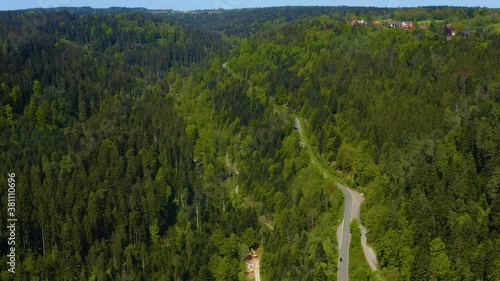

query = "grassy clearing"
[486,22,500,32]
[417,19,444,25]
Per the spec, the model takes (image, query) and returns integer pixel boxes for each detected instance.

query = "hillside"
[0,6,499,281]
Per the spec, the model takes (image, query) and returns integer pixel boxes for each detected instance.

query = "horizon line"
[1,4,498,12]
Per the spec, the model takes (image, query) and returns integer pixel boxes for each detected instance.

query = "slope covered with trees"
[227,9,500,280]
[0,8,342,280]
[0,6,499,281]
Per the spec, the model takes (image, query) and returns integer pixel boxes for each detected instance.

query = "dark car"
[340,258,343,262]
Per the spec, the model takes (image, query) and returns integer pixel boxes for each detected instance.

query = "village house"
[388,21,399,28]
[349,19,367,25]
[388,21,414,29]
[459,30,473,38]
[444,24,456,36]
[401,21,414,29]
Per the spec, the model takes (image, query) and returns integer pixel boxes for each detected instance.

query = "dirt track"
[344,187,378,271]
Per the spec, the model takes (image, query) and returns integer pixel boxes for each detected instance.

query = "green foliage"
[0,6,499,281]
[226,6,500,279]
[429,237,452,280]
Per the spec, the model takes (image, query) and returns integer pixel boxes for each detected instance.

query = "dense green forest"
[0,6,499,281]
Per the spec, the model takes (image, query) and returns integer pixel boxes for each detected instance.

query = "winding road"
[222,62,377,280]
[295,118,378,281]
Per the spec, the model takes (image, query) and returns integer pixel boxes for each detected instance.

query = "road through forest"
[295,118,378,280]
[222,62,377,280]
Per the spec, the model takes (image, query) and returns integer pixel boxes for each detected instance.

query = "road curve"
[223,60,378,279]
[344,187,378,271]
[294,117,378,280]
[337,182,352,281]
[294,117,352,280]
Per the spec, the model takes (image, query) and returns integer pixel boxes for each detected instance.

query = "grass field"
[486,22,500,32]
[417,19,444,24]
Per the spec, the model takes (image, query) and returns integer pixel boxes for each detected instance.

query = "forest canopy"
[0,5,499,281]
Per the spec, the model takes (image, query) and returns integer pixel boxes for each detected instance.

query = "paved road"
[223,61,378,279]
[294,117,352,280]
[337,182,352,281]
[294,117,378,281]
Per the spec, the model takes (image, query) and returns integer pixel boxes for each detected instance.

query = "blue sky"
[1,0,498,11]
